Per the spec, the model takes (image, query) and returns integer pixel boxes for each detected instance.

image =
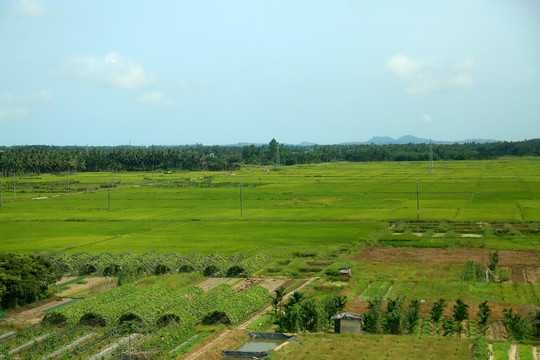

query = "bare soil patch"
[487,320,507,341]
[182,329,246,360]
[355,247,539,265]
[4,298,74,325]
[511,266,526,283]
[198,277,290,294]
[253,278,289,293]
[197,278,231,292]
[524,267,540,283]
[57,277,111,297]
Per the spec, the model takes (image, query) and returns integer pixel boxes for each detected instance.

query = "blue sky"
[1,0,539,146]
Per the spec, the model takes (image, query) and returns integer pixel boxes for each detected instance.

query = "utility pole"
[429,139,434,176]
[416,179,420,220]
[108,182,111,213]
[276,142,280,170]
[0,180,2,210]
[239,183,243,217]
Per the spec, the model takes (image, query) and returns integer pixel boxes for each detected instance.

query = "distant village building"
[331,312,363,334]
[338,266,351,276]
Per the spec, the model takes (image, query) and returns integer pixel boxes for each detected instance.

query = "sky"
[0,0,539,146]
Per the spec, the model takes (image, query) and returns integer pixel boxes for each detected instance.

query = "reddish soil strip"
[354,247,539,266]
[511,266,526,283]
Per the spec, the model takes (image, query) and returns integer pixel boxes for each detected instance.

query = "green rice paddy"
[0,158,538,255]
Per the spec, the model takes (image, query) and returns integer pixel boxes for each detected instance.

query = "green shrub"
[463,261,475,281]
[226,265,246,277]
[472,336,490,360]
[499,269,510,282]
[203,265,220,277]
[324,268,340,277]
[42,312,67,326]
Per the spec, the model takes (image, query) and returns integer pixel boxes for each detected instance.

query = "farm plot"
[272,333,471,360]
[354,247,540,266]
[359,281,393,300]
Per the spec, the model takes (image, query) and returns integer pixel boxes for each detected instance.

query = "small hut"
[331,312,363,334]
[338,266,351,276]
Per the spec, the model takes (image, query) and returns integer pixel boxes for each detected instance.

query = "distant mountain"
[338,135,498,145]
[225,142,265,147]
[298,141,318,146]
[225,136,498,147]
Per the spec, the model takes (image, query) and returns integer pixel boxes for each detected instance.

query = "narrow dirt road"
[183,277,319,360]
[508,344,518,360]
[4,298,74,325]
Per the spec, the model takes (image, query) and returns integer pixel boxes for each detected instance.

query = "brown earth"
[354,247,539,266]
[511,266,527,283]
[57,277,112,297]
[4,298,74,325]
[487,320,508,340]
[197,278,230,292]
[197,277,293,294]
[524,267,540,283]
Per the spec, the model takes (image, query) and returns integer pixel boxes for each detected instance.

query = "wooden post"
[0,180,2,210]
[416,179,420,220]
[13,174,15,200]
[239,183,243,217]
[108,182,111,213]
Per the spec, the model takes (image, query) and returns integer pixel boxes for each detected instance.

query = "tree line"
[0,139,538,175]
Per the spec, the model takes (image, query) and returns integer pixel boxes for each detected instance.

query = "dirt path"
[533,346,538,360]
[489,344,494,360]
[4,298,74,325]
[184,277,319,360]
[509,344,518,360]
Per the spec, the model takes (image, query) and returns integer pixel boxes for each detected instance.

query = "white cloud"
[11,0,48,19]
[386,54,424,79]
[137,91,175,108]
[0,108,27,123]
[387,54,474,94]
[454,57,475,71]
[0,90,52,106]
[449,73,473,89]
[65,52,148,90]
[420,114,433,123]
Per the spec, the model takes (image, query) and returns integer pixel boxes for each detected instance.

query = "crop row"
[53,283,270,328]
[45,251,271,277]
